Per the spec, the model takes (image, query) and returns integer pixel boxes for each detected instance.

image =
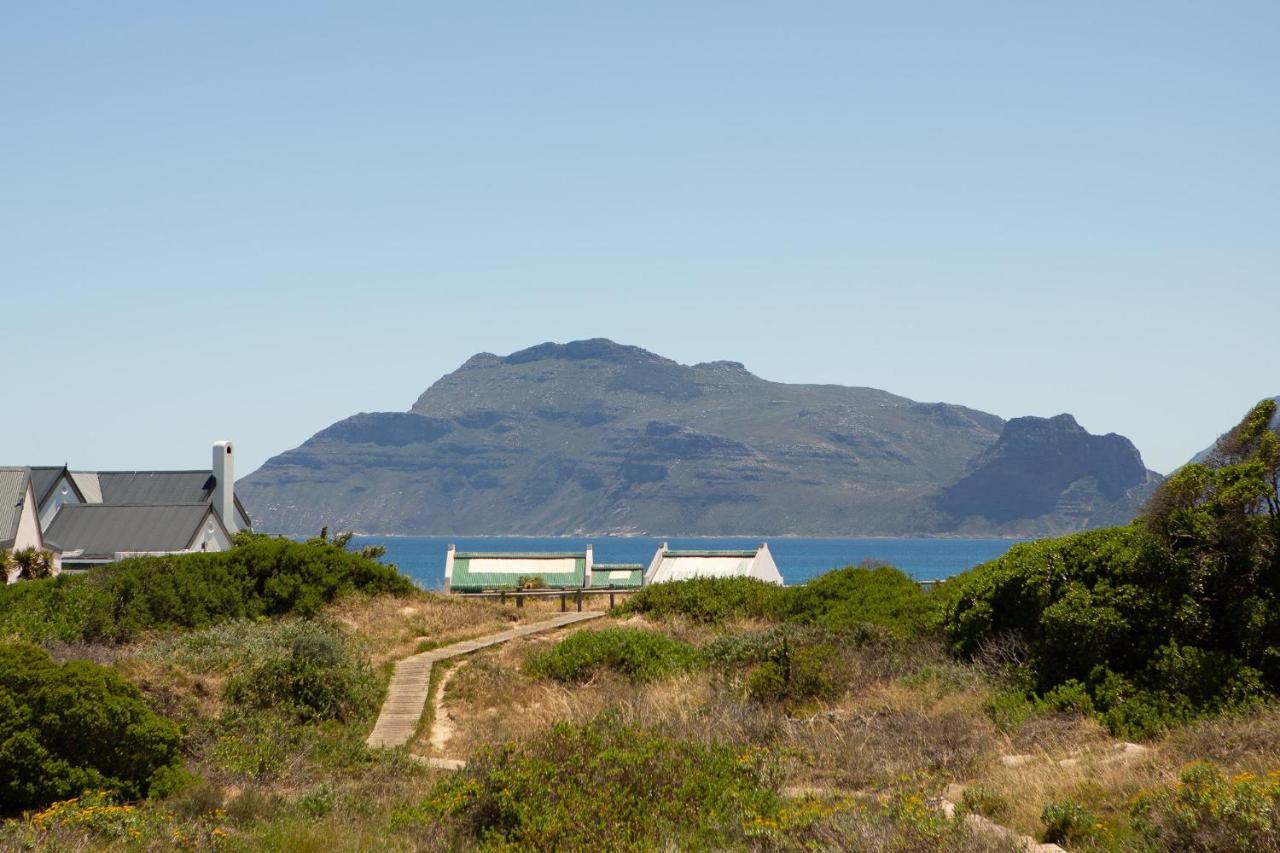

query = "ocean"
[350,535,1025,590]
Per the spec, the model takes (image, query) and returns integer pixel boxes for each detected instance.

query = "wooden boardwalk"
[366,610,604,749]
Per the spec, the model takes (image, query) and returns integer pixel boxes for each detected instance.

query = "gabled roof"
[44,503,220,560]
[94,471,216,504]
[28,466,85,508]
[645,543,783,585]
[69,471,103,503]
[70,470,251,528]
[0,468,32,544]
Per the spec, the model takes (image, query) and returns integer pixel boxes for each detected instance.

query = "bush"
[614,576,786,623]
[1132,762,1280,851]
[780,564,934,636]
[0,533,414,644]
[527,628,701,684]
[224,626,378,722]
[938,400,1280,736]
[0,643,183,814]
[396,714,784,850]
[1041,799,1105,846]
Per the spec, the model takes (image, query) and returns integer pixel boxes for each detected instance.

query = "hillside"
[238,339,1160,536]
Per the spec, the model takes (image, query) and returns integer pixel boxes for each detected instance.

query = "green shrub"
[938,400,1280,736]
[396,714,783,850]
[297,783,336,818]
[1041,799,1104,846]
[1131,762,1280,851]
[527,628,701,684]
[0,643,183,814]
[781,564,933,636]
[0,533,413,644]
[224,626,377,722]
[614,576,786,623]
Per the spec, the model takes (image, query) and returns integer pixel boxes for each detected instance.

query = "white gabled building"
[644,542,783,585]
[0,468,59,583]
[6,441,253,572]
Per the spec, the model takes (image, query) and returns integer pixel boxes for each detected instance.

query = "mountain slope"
[238,339,1160,536]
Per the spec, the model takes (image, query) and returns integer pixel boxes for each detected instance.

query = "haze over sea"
[353,536,1023,590]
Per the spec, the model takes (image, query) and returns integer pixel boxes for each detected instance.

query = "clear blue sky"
[3,3,1277,476]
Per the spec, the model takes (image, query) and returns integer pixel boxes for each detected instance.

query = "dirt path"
[366,610,604,749]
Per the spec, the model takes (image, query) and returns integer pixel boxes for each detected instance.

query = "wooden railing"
[454,587,640,611]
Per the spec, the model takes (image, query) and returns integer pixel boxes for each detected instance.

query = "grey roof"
[0,468,31,543]
[70,471,103,503]
[44,504,213,559]
[95,471,216,505]
[28,467,67,507]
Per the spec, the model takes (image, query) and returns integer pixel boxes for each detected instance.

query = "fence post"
[560,593,566,612]
[609,592,615,609]
[576,590,582,612]
[517,593,524,609]
[500,590,506,605]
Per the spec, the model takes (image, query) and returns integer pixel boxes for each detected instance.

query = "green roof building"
[589,562,644,589]
[444,544,590,593]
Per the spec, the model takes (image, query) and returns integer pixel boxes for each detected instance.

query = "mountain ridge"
[239,339,1161,537]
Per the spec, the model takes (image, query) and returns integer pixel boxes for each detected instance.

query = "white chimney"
[212,440,236,532]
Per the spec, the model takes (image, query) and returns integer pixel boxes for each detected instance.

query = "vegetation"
[397,714,784,850]
[615,575,785,623]
[616,562,933,636]
[0,643,183,814]
[224,625,379,722]
[939,399,1280,736]
[1131,761,1280,851]
[527,627,702,685]
[0,532,413,644]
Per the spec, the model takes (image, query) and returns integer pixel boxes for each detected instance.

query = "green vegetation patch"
[938,399,1280,738]
[0,532,414,644]
[224,626,379,723]
[1132,761,1280,850]
[616,564,933,636]
[526,627,702,684]
[615,575,786,623]
[780,564,933,636]
[0,643,184,814]
[396,714,785,850]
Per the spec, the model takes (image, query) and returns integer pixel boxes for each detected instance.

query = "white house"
[644,542,783,585]
[1,468,58,583]
[12,441,252,571]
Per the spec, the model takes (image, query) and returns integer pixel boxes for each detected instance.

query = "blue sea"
[350,536,1025,590]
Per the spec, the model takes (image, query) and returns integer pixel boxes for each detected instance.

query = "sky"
[2,3,1277,476]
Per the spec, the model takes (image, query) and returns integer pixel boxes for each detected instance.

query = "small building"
[445,545,591,593]
[589,563,644,589]
[644,542,783,585]
[1,468,60,583]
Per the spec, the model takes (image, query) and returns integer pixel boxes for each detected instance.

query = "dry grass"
[325,590,525,666]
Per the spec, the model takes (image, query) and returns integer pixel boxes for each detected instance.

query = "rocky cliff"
[238,339,1161,536]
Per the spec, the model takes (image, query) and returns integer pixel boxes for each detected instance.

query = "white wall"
[187,510,233,553]
[13,484,43,551]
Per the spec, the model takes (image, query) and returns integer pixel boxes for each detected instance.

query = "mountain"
[238,339,1161,537]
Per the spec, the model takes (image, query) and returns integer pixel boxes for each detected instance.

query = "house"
[588,562,644,589]
[20,441,251,571]
[444,545,592,593]
[644,542,783,585]
[1,468,58,583]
